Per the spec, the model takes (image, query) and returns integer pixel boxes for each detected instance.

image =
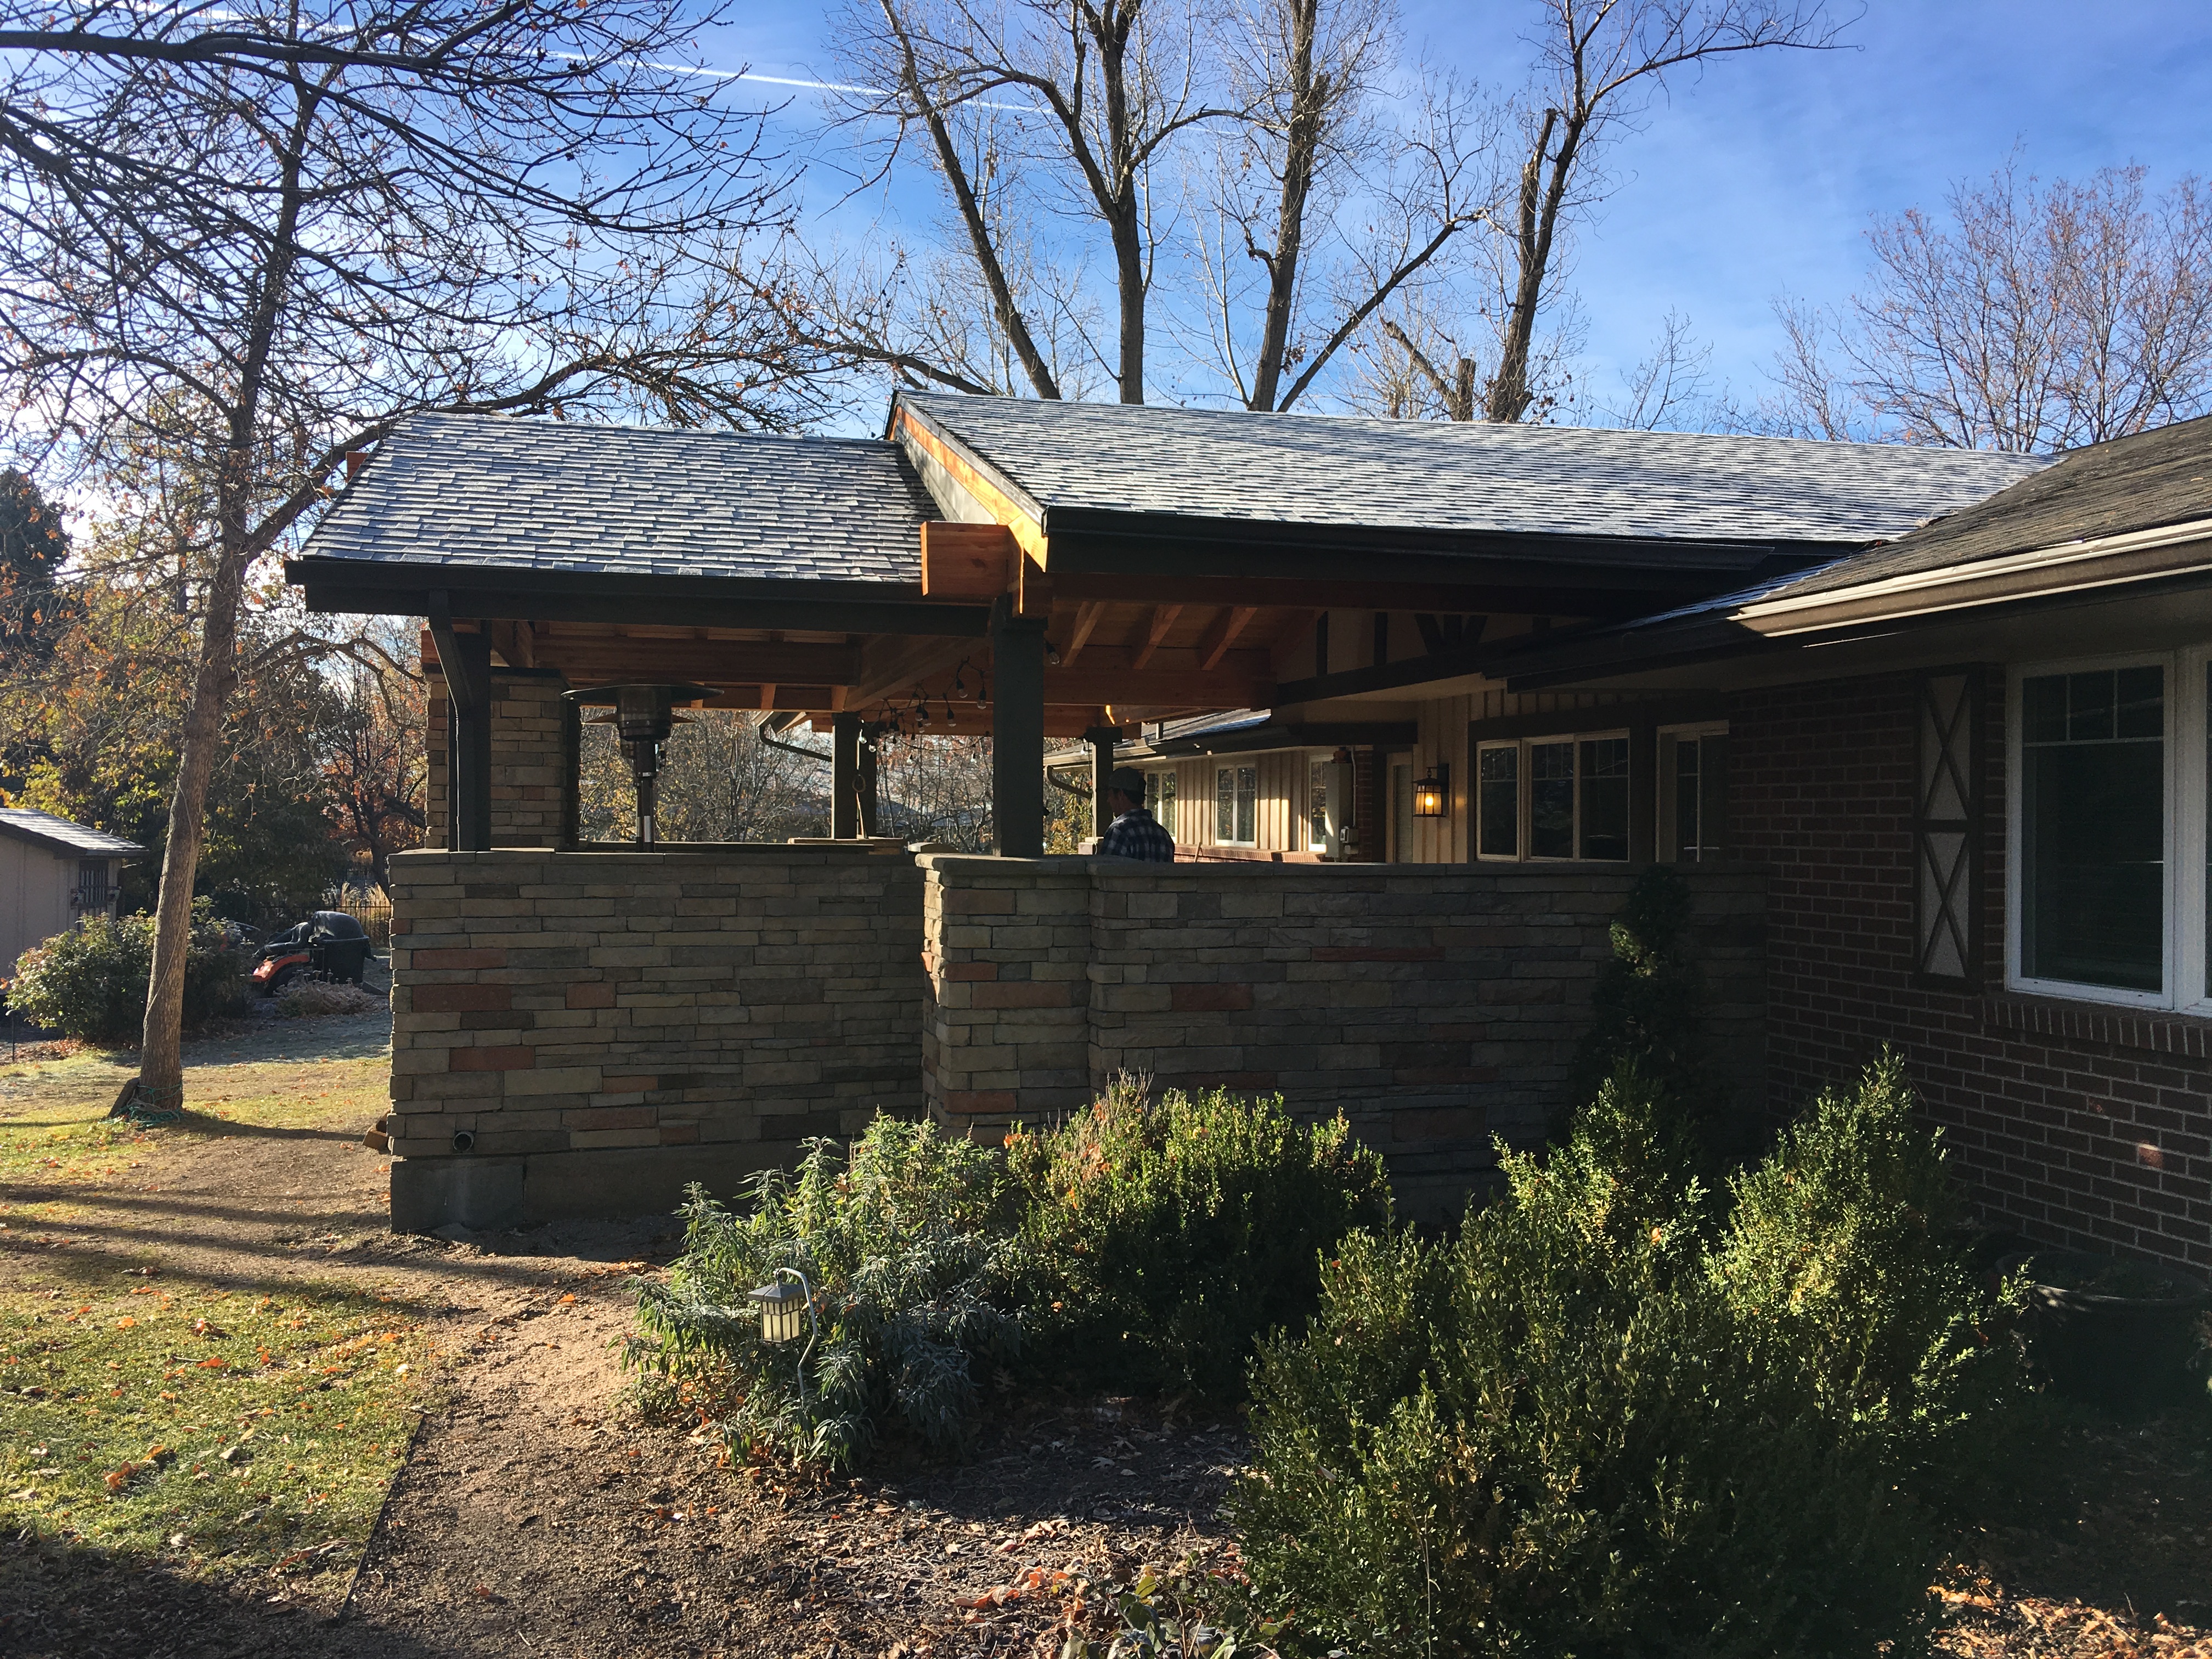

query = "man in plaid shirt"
[1095,766,1176,862]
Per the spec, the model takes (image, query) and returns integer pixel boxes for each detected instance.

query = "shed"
[0,809,145,978]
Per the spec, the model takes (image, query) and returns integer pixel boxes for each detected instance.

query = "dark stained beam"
[990,599,1047,858]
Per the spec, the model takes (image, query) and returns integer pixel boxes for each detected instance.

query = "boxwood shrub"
[5,900,247,1044]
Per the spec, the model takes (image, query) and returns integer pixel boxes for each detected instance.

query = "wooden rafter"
[1196,605,1259,670]
[1131,604,1183,670]
[1062,600,1107,666]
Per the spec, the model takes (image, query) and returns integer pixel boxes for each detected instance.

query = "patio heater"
[565,682,718,845]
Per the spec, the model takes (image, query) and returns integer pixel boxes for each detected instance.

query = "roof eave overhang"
[1118,719,1419,759]
[285,556,994,638]
[0,821,145,859]
[1498,523,2212,692]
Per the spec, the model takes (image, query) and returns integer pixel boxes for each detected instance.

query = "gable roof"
[303,413,938,588]
[0,808,143,857]
[896,393,2045,552]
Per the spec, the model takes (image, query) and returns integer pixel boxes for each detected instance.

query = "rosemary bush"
[1008,1079,1392,1402]
[628,1116,1026,1469]
[1232,1058,2020,1659]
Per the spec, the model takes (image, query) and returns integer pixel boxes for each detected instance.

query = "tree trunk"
[1487,108,1568,424]
[132,534,245,1107]
[1248,0,1320,412]
[131,75,317,1109]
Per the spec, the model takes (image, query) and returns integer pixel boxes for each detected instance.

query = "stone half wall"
[918,855,1767,1221]
[386,844,926,1229]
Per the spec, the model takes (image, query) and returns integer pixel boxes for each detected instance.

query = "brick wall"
[425,668,572,848]
[919,854,1767,1221]
[386,844,926,1228]
[1731,672,2211,1273]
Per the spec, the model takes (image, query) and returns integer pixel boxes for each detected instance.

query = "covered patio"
[287,395,2032,1228]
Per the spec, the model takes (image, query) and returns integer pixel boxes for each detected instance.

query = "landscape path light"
[748,1267,819,1398]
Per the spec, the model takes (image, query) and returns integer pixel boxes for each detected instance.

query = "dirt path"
[0,1012,1241,1659]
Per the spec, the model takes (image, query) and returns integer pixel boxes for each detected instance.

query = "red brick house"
[1449,416,2212,1272]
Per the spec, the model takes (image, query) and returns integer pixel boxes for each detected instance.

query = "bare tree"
[1765,159,2212,453]
[1194,22,1501,413]
[3,0,808,1116]
[1603,307,1714,430]
[1481,0,1841,424]
[825,0,1242,403]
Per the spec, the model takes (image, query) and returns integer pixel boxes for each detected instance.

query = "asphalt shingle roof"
[304,414,936,585]
[0,809,144,857]
[1764,411,2212,599]
[901,394,2044,547]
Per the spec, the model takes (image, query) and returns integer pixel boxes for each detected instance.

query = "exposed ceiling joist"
[1131,604,1183,670]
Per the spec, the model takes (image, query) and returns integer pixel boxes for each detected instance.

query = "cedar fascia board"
[1119,720,1418,759]
[287,557,992,638]
[889,399,1049,523]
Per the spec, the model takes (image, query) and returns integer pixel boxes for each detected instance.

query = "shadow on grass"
[0,1533,445,1659]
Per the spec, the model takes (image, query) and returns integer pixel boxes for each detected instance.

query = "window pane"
[1530,741,1574,859]
[1237,766,1257,844]
[1393,763,1412,861]
[1675,738,1702,861]
[1216,769,1234,842]
[1579,737,1630,861]
[1310,759,1328,849]
[1159,772,1176,839]
[2022,668,2164,992]
[1479,746,1518,858]
[2023,675,2067,744]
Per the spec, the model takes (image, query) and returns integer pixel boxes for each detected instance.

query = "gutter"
[1732,516,2212,636]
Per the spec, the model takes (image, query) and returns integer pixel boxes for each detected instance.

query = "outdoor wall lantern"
[1413,764,1449,818]
[565,682,717,846]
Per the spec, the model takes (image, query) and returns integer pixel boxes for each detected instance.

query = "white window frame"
[1657,721,1729,864]
[1143,768,1177,842]
[1215,764,1258,847]
[1474,740,1521,862]
[2005,650,2204,1013]
[1474,729,1633,864]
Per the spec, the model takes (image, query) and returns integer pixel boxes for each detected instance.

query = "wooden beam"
[921,522,1016,600]
[1063,600,1107,666]
[528,641,862,684]
[1131,604,1183,670]
[1018,552,1053,620]
[1196,605,1259,670]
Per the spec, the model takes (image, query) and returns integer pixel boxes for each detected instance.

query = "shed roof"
[303,414,938,586]
[0,809,144,857]
[897,394,2045,550]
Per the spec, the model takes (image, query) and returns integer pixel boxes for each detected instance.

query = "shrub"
[1008,1079,1392,1402]
[1231,1059,2017,1659]
[5,901,248,1043]
[628,1116,1026,1469]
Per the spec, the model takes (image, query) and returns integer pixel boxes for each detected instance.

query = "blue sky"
[701,0,2212,420]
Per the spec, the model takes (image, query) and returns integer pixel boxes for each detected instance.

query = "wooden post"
[1085,725,1119,837]
[832,712,861,839]
[859,725,881,837]
[429,599,493,853]
[991,598,1046,857]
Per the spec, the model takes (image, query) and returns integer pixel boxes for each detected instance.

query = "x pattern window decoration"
[1914,669,1983,985]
